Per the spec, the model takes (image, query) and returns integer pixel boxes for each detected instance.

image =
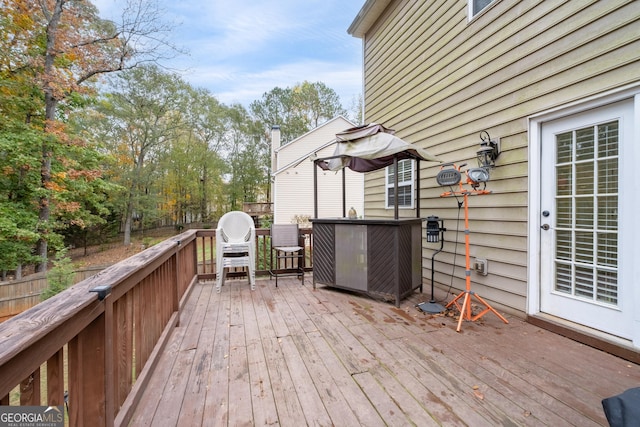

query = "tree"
[250,81,346,146]
[94,65,187,245]
[249,86,308,145]
[348,93,364,126]
[41,248,74,300]
[224,104,270,211]
[180,87,228,223]
[0,117,42,277]
[293,81,346,128]
[1,0,178,271]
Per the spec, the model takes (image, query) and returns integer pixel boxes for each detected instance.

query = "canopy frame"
[313,152,423,220]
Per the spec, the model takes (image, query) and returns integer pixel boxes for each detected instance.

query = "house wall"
[356,0,640,314]
[273,117,364,224]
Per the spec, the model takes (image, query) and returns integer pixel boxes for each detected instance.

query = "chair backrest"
[271,224,300,247]
[217,211,255,243]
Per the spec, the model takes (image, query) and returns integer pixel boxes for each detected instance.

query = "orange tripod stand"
[441,167,509,332]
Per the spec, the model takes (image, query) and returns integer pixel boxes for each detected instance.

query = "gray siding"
[357,0,640,314]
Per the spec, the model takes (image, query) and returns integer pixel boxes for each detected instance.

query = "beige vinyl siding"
[357,0,640,314]
[273,117,364,224]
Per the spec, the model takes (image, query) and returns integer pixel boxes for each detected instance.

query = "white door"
[539,99,634,339]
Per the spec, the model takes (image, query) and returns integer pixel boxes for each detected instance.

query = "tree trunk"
[35,0,65,273]
[35,132,53,272]
[123,184,136,246]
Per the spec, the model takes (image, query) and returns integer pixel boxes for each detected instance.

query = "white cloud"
[184,59,361,107]
[93,0,364,107]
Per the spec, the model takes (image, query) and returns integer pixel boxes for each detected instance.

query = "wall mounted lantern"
[476,131,500,169]
[466,131,500,188]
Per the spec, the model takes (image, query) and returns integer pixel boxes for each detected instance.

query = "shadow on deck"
[130,276,640,426]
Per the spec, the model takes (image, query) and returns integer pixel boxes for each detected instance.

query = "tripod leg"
[456,292,470,332]
[472,293,509,324]
[446,291,464,309]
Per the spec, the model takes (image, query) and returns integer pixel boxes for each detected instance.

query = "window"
[386,159,414,209]
[554,121,619,304]
[470,0,495,17]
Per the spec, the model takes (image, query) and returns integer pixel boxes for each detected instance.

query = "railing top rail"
[0,229,198,367]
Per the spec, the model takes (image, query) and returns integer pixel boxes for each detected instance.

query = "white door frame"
[528,83,640,349]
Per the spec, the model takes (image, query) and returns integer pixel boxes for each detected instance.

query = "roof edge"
[272,139,338,177]
[274,115,355,154]
[348,0,393,38]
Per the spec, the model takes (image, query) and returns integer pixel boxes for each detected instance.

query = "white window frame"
[468,0,496,19]
[385,159,414,209]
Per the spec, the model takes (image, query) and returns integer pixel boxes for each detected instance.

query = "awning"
[317,123,441,172]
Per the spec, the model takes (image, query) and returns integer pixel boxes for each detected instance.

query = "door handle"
[541,224,550,230]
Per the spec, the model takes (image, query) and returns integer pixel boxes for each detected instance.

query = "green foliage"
[250,80,347,145]
[2,3,355,266]
[42,249,75,300]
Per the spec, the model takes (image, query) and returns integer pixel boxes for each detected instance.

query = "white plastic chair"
[216,211,256,292]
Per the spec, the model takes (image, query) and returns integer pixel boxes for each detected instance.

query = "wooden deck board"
[178,284,215,426]
[129,278,640,426]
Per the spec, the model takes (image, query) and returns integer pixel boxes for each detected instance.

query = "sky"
[93,0,365,109]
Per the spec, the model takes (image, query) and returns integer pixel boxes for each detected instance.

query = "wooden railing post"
[68,313,107,426]
[173,240,181,327]
[47,349,65,407]
[20,369,40,405]
[104,296,115,426]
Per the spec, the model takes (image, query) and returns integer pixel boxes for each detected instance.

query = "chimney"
[271,125,281,172]
[270,125,280,206]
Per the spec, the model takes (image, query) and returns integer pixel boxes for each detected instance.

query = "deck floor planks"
[403,326,564,426]
[406,319,605,427]
[350,370,411,426]
[441,321,610,426]
[252,284,307,426]
[310,307,377,375]
[150,283,214,426]
[260,283,337,425]
[227,286,253,427]
[128,281,203,426]
[276,284,376,425]
[202,282,232,427]
[257,282,292,339]
[288,331,362,426]
[348,323,474,427]
[311,288,509,425]
[178,283,216,425]
[277,335,333,425]
[479,319,638,393]
[129,278,640,426]
[304,330,387,427]
[261,336,307,427]
[240,283,280,426]
[277,280,321,334]
[353,322,501,427]
[405,328,577,426]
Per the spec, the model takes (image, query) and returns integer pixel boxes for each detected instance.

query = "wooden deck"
[130,277,640,426]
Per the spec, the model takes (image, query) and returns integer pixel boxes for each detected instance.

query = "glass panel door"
[539,99,633,339]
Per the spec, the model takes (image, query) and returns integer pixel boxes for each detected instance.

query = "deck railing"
[0,227,313,426]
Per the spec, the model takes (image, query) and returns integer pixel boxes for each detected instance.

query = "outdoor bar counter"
[311,217,422,306]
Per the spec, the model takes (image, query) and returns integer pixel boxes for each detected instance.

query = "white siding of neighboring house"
[272,116,364,225]
[349,0,640,322]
